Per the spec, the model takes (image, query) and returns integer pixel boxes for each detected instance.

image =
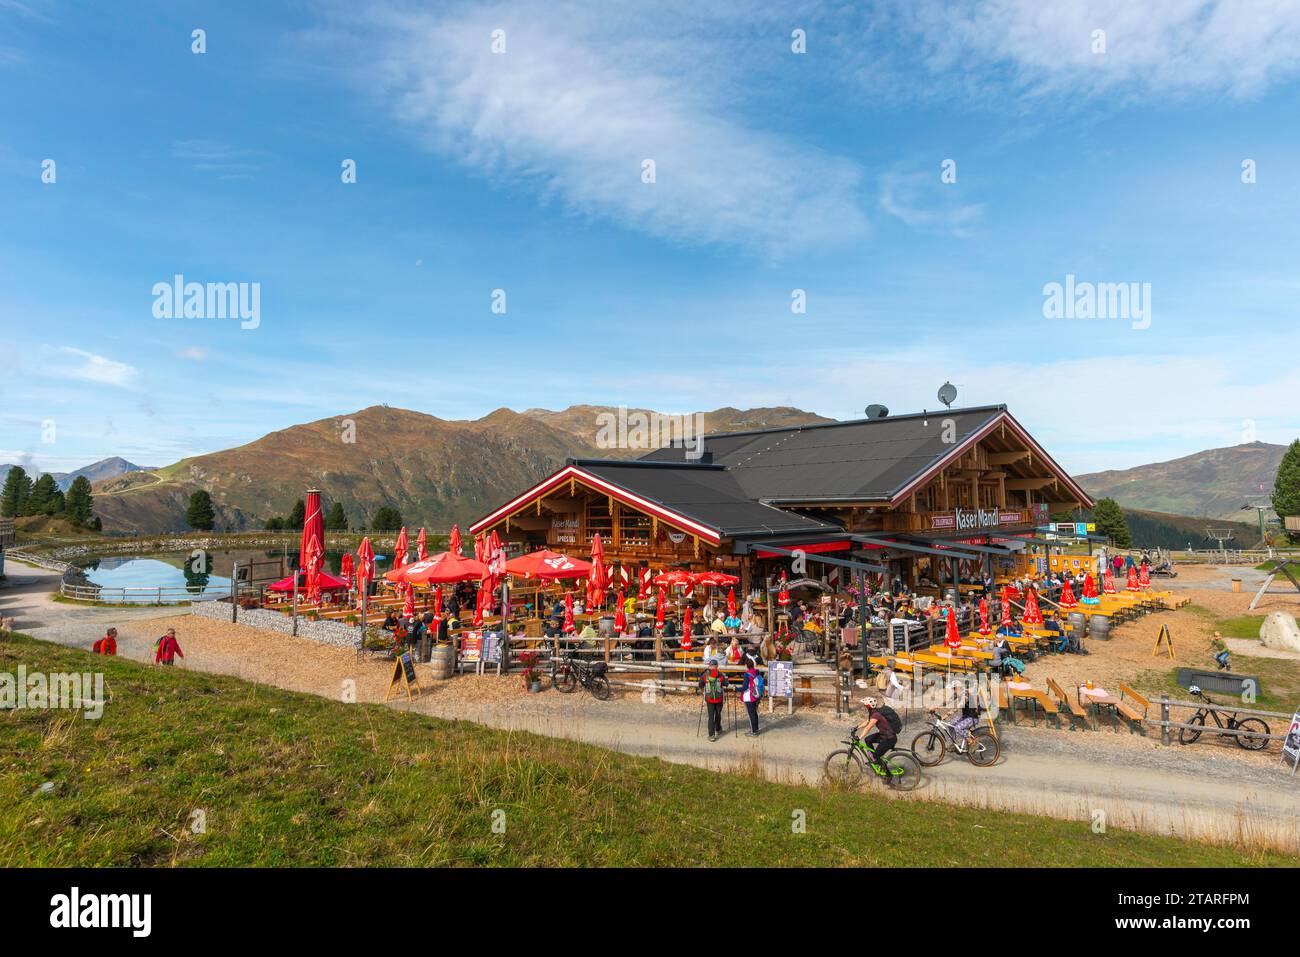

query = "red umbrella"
[944,606,961,649]
[304,533,323,605]
[654,569,693,589]
[778,572,790,607]
[339,552,354,587]
[355,537,375,610]
[300,490,324,577]
[1081,572,1100,605]
[449,524,463,557]
[562,592,575,634]
[614,590,626,633]
[1138,564,1151,591]
[403,588,415,618]
[726,587,737,619]
[1059,578,1078,608]
[694,570,739,587]
[1126,565,1140,591]
[683,605,692,638]
[978,596,991,635]
[638,567,652,601]
[416,527,428,562]
[399,551,487,584]
[432,585,443,616]
[473,582,488,627]
[655,587,666,628]
[1022,587,1044,626]
[999,586,1013,628]
[587,533,606,610]
[505,549,592,580]
[393,527,410,570]
[1103,568,1117,594]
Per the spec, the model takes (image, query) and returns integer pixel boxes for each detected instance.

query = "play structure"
[1249,559,1300,610]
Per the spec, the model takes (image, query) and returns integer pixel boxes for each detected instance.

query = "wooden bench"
[1008,687,1060,728]
[1116,683,1150,735]
[1047,677,1089,731]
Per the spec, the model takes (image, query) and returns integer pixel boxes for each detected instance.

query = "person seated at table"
[382,611,400,632]
[624,593,637,618]
[662,616,680,639]
[573,597,585,615]
[725,636,743,665]
[709,614,727,637]
[543,617,561,638]
[996,618,1022,638]
[551,598,565,619]
[578,621,599,645]
[1040,613,1067,651]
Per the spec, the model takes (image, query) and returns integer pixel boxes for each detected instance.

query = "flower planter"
[529,680,542,693]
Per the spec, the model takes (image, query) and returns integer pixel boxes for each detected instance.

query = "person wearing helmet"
[854,696,898,770]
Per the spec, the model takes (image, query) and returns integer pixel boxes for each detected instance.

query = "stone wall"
[189,599,361,649]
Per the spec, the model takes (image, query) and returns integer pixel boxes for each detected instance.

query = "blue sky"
[2,0,1299,478]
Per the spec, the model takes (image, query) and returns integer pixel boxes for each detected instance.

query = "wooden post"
[604,634,611,663]
[231,561,239,623]
[1160,695,1170,745]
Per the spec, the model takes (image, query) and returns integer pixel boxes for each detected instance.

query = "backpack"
[876,704,903,735]
[750,673,765,701]
[703,673,723,700]
[874,670,889,691]
[92,638,104,654]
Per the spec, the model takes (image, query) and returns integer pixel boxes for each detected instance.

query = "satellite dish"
[864,404,889,419]
[937,381,957,409]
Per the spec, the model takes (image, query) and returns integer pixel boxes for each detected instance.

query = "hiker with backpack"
[92,627,118,656]
[699,659,729,742]
[741,660,765,736]
[855,696,902,770]
[154,628,184,667]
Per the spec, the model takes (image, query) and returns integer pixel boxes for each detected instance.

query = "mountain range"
[32,408,1289,537]
[0,456,156,493]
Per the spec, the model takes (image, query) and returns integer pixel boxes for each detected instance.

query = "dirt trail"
[6,563,1300,854]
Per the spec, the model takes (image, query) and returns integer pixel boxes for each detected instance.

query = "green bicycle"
[823,729,923,791]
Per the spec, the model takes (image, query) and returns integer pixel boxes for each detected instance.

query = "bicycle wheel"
[1233,717,1270,751]
[823,749,865,788]
[883,750,923,792]
[966,731,1000,767]
[1179,712,1205,745]
[910,730,947,767]
[552,667,577,693]
[590,675,612,701]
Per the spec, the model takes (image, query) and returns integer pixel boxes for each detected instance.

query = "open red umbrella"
[1059,578,1078,608]
[562,592,575,634]
[978,596,991,635]
[400,551,487,584]
[945,606,962,649]
[416,527,428,562]
[1126,565,1140,591]
[694,570,739,587]
[655,587,666,628]
[726,587,737,619]
[505,550,592,580]
[654,569,693,589]
[1022,587,1044,626]
[614,590,626,632]
[449,524,463,557]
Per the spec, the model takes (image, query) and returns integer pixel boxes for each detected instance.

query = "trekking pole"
[696,694,704,737]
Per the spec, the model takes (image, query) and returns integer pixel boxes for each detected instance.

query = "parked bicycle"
[823,729,922,791]
[1179,685,1269,750]
[552,654,612,700]
[911,709,1000,767]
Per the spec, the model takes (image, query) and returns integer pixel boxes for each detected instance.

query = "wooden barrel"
[429,643,456,680]
[1088,614,1111,642]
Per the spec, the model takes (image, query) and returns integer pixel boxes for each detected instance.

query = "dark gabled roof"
[639,406,1011,503]
[571,459,842,539]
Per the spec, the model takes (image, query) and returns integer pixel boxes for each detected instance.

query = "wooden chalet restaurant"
[470,404,1094,611]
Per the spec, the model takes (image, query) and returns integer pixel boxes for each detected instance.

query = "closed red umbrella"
[403,588,415,618]
[394,527,410,570]
[978,596,991,635]
[300,490,324,576]
[355,537,375,610]
[432,585,442,616]
[505,550,592,580]
[999,586,1013,628]
[1126,565,1140,591]
[638,567,652,601]
[563,592,575,634]
[614,590,626,633]
[945,606,961,649]
[683,605,693,644]
[305,533,323,605]
[339,552,354,587]
[416,527,428,562]
[588,533,606,610]
[449,524,463,557]
[1059,578,1078,608]
[1103,568,1117,594]
[1138,564,1151,591]
[1081,572,1100,605]
[726,587,737,619]
[655,587,666,628]
[1023,587,1044,626]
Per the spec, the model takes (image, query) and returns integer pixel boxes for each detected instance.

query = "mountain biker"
[855,696,898,771]
[699,659,729,742]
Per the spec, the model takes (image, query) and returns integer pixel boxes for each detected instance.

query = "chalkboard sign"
[386,650,421,702]
[482,632,501,664]
[889,619,911,653]
[767,660,794,698]
[400,651,416,684]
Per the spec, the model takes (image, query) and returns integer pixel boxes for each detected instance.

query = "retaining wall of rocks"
[188,599,361,649]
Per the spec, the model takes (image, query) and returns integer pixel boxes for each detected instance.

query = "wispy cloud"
[318,0,869,257]
[57,347,140,390]
[879,169,984,236]
[171,139,266,178]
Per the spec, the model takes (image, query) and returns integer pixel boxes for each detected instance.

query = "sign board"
[460,632,483,663]
[482,631,501,664]
[1283,710,1300,776]
[386,650,421,702]
[550,515,578,545]
[766,660,794,698]
[889,618,911,653]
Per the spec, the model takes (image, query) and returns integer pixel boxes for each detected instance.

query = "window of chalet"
[585,500,612,544]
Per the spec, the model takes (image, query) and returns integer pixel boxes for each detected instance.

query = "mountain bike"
[1179,686,1269,750]
[911,709,1000,767]
[823,730,922,791]
[552,654,612,700]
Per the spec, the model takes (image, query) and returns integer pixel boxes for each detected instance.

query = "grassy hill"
[89,405,831,534]
[1078,442,1285,521]
[0,632,1285,866]
[1125,507,1264,550]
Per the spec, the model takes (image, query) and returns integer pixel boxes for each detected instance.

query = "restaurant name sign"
[930,504,1046,531]
[551,515,578,544]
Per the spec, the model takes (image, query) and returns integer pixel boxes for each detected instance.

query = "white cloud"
[178,346,208,361]
[879,169,984,235]
[322,0,869,256]
[901,0,1300,101]
[57,347,140,390]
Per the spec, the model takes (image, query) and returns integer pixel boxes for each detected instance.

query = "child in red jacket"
[155,628,184,666]
[92,628,118,655]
